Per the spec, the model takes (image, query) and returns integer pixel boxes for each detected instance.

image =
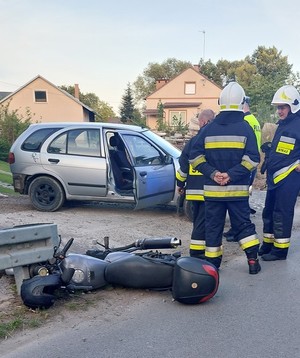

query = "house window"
[34,90,47,102]
[185,82,196,95]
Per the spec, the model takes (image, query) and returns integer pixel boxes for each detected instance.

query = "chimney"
[74,83,80,99]
[155,79,168,90]
[193,65,200,72]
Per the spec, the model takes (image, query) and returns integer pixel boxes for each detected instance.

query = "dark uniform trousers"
[262,170,300,258]
[205,200,259,268]
[190,200,206,257]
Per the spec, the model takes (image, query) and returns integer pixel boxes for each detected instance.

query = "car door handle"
[139,171,147,177]
[48,158,60,163]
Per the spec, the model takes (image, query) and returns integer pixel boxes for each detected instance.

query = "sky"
[1,0,300,113]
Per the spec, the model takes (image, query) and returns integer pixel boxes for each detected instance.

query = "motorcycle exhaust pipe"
[135,237,181,250]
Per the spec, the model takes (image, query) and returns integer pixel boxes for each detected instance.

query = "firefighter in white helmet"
[259,85,300,260]
[223,96,261,242]
[189,81,261,274]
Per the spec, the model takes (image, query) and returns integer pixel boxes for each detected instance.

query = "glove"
[260,142,272,175]
[260,160,267,175]
[260,142,272,154]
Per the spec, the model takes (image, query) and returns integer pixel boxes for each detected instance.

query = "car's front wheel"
[183,199,194,222]
[29,176,65,212]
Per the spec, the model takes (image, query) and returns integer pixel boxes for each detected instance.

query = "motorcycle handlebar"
[60,238,74,257]
[135,237,181,250]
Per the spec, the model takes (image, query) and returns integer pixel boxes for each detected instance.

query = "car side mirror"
[164,155,173,165]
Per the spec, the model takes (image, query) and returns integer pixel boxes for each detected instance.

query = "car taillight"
[8,152,15,164]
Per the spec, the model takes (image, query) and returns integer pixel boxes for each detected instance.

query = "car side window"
[48,133,67,154]
[21,128,61,152]
[48,129,101,156]
[123,134,163,166]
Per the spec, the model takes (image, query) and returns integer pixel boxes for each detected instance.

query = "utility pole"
[200,30,206,62]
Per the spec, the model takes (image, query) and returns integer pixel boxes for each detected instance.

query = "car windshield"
[142,130,181,158]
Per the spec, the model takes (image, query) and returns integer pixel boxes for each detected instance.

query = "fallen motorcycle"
[21,235,219,309]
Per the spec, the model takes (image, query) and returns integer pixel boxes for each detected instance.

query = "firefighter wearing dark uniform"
[259,85,300,261]
[189,82,261,274]
[223,98,261,241]
[176,109,215,258]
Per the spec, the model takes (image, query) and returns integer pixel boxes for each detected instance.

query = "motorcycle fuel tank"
[61,254,108,290]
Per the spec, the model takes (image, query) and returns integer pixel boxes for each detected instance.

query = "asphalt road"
[1,195,300,358]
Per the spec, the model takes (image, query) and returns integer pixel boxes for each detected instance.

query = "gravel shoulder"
[0,190,266,339]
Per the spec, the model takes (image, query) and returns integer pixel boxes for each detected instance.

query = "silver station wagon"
[9,122,192,217]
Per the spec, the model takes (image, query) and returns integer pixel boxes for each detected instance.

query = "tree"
[249,46,292,78]
[199,58,245,87]
[132,108,146,127]
[59,85,115,122]
[0,102,32,161]
[133,58,192,103]
[199,46,295,123]
[119,83,135,123]
[156,100,165,131]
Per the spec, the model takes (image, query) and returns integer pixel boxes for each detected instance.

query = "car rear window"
[21,128,62,152]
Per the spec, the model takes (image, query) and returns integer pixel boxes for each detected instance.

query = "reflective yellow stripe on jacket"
[176,168,187,183]
[273,160,300,184]
[190,154,206,169]
[241,154,259,171]
[204,135,246,149]
[204,185,249,198]
[186,189,204,201]
[275,136,295,155]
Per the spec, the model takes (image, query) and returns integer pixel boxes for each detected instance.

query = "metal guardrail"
[0,223,60,294]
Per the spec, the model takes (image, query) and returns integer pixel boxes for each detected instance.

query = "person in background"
[223,96,261,242]
[176,109,215,259]
[259,85,300,261]
[244,96,262,192]
[189,82,261,274]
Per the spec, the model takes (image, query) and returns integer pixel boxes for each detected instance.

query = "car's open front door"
[133,163,175,210]
[119,132,175,210]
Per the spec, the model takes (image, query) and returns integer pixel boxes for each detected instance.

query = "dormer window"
[35,90,47,102]
[185,82,196,95]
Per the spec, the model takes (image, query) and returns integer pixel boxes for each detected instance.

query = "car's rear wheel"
[29,176,65,212]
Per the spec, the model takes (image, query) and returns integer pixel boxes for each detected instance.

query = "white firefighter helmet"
[219,81,246,112]
[271,85,300,113]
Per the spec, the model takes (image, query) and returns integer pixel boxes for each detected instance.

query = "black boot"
[258,242,273,256]
[261,246,288,261]
[248,258,261,274]
[261,253,286,261]
[190,250,205,260]
[223,228,238,242]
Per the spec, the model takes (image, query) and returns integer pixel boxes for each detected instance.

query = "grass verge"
[0,160,17,196]
[0,161,10,172]
[0,283,100,341]
[0,306,49,340]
